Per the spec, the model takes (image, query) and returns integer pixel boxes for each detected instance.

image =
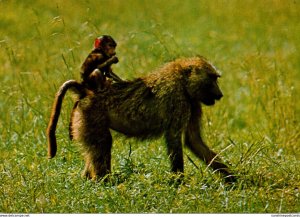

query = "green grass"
[0,0,299,213]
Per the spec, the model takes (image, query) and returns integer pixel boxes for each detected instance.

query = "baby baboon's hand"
[109,56,119,64]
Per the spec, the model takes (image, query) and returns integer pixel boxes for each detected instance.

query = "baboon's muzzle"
[215,91,223,100]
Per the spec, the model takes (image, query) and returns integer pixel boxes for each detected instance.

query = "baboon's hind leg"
[69,101,79,140]
[82,128,112,180]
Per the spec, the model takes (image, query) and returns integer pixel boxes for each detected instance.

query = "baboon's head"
[184,58,223,106]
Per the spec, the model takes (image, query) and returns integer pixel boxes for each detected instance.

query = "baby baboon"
[68,35,123,140]
[46,56,236,183]
[80,35,123,91]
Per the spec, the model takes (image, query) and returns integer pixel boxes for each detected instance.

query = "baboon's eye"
[107,43,116,48]
[209,72,221,81]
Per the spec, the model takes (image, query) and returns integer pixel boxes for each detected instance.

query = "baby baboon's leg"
[82,128,112,180]
[89,69,106,90]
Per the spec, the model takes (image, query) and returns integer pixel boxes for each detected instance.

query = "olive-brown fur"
[47,56,236,183]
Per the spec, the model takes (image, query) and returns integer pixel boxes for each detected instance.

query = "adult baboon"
[47,56,236,183]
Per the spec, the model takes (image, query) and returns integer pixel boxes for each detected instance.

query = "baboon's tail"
[47,80,83,159]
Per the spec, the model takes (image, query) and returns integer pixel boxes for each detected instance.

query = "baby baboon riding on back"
[46,56,236,183]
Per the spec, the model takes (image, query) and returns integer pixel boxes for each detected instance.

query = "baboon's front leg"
[185,119,236,183]
[165,130,184,173]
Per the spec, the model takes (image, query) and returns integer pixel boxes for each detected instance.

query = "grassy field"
[0,0,299,213]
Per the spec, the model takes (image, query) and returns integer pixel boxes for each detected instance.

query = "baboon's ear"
[183,65,194,76]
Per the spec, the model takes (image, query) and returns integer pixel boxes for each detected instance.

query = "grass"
[0,0,299,213]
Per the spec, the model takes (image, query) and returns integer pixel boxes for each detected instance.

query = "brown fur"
[47,56,236,183]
